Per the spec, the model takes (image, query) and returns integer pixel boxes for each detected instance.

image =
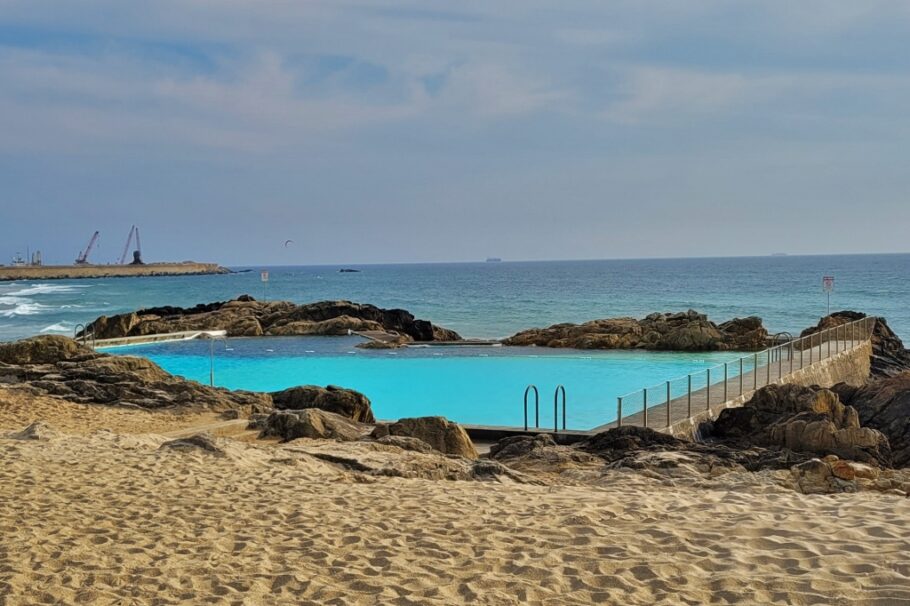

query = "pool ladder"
[73,323,96,350]
[523,384,567,432]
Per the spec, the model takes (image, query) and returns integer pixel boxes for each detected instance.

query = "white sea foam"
[0,302,48,317]
[40,322,71,333]
[7,284,90,296]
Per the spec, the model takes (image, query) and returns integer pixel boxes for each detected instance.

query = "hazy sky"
[1,1,908,265]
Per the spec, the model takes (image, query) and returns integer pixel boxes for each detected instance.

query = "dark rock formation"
[159,433,224,455]
[832,372,910,467]
[257,409,367,443]
[271,385,375,423]
[710,384,891,466]
[503,310,768,351]
[374,435,436,454]
[800,311,910,378]
[489,433,599,467]
[0,335,271,414]
[84,297,461,343]
[372,416,479,459]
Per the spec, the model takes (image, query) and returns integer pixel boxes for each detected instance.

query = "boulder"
[270,385,375,423]
[83,298,461,343]
[832,372,910,467]
[159,433,225,455]
[0,336,94,365]
[258,409,366,443]
[711,384,892,466]
[374,435,436,454]
[790,458,856,494]
[503,310,767,351]
[372,416,478,459]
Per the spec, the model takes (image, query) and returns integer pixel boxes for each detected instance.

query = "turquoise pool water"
[109,336,746,429]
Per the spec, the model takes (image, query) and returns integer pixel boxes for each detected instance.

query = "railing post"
[739,357,744,396]
[754,353,759,390]
[800,338,804,368]
[789,341,794,374]
[827,328,831,358]
[666,381,671,428]
[767,349,771,384]
[643,389,648,428]
[617,397,623,428]
[706,368,711,411]
[810,334,814,364]
[687,374,692,417]
[723,363,728,402]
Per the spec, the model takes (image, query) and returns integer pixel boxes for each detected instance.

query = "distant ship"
[339,268,361,273]
[485,257,502,263]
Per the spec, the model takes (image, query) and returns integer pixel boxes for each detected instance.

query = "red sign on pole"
[261,271,270,283]
[822,276,834,292]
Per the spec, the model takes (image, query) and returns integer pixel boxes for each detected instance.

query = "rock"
[374,435,436,454]
[790,458,857,494]
[372,416,479,459]
[711,384,892,466]
[1,336,271,414]
[356,339,407,350]
[833,372,910,467]
[503,310,767,351]
[258,409,367,443]
[159,433,224,455]
[0,336,94,365]
[270,385,375,423]
[4,421,58,440]
[581,425,688,455]
[84,298,461,343]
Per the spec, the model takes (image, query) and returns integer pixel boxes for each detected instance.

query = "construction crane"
[118,225,144,265]
[75,231,100,265]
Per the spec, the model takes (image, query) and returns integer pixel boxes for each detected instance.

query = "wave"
[6,284,91,296]
[0,302,48,317]
[40,322,72,333]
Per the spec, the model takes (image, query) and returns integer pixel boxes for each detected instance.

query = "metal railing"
[73,323,95,350]
[523,384,568,432]
[614,316,876,430]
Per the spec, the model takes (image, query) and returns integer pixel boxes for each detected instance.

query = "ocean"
[1,254,908,343]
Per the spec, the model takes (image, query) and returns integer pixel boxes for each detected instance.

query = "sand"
[2,386,910,605]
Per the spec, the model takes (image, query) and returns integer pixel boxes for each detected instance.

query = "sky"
[0,1,908,266]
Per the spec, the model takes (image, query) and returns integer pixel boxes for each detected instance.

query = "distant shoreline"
[0,262,229,282]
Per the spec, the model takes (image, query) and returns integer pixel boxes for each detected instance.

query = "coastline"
[0,262,229,282]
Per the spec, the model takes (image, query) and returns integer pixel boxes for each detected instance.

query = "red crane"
[75,231,100,265]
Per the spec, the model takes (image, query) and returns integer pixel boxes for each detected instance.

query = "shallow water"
[110,336,749,429]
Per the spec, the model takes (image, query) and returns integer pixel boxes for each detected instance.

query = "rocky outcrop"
[0,335,271,414]
[0,335,94,365]
[503,310,768,351]
[372,416,479,459]
[832,372,910,467]
[271,385,375,423]
[4,421,59,441]
[710,384,891,466]
[800,311,910,378]
[256,409,367,443]
[159,433,225,455]
[84,297,461,343]
[786,457,903,495]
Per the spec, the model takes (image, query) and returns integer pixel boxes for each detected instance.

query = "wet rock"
[0,336,94,365]
[271,385,375,423]
[503,310,767,351]
[159,433,224,455]
[258,409,367,443]
[711,384,891,466]
[833,372,910,467]
[581,426,687,455]
[372,416,479,459]
[85,298,461,342]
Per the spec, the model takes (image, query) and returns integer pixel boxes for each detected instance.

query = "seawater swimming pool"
[108,336,747,430]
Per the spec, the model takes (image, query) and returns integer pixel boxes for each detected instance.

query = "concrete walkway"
[593,338,862,432]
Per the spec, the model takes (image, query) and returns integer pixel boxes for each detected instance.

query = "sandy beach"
[2,385,909,606]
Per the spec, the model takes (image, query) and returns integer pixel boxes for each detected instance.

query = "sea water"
[2,254,908,342]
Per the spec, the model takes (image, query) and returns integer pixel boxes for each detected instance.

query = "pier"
[0,262,229,282]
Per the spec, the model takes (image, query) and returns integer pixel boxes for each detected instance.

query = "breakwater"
[0,262,228,282]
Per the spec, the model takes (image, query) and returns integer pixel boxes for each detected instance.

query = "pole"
[739,357,744,396]
[687,375,692,417]
[666,381,671,428]
[723,363,728,402]
[617,397,623,428]
[754,353,759,390]
[706,368,711,411]
[642,389,648,428]
[209,339,215,387]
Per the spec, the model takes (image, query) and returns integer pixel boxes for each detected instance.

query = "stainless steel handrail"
[613,316,876,429]
[523,385,539,431]
[554,385,566,432]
